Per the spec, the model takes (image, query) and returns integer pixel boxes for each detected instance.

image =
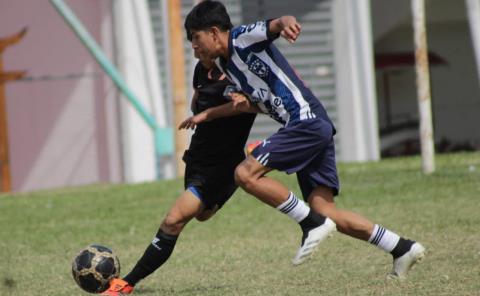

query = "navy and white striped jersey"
[215,20,333,128]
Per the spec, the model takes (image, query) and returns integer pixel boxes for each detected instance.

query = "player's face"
[194,50,215,69]
[190,29,219,60]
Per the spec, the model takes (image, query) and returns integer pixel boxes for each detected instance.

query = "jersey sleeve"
[231,20,279,51]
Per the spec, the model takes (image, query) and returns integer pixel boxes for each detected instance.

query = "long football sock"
[368,224,414,258]
[276,192,327,244]
[276,192,311,222]
[123,229,178,286]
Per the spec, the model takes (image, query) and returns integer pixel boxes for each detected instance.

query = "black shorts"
[183,155,244,210]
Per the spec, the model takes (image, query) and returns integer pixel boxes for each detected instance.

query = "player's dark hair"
[184,0,233,41]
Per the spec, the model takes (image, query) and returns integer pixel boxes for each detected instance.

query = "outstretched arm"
[178,93,261,130]
[268,16,301,43]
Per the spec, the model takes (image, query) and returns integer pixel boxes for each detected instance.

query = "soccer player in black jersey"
[102,55,256,295]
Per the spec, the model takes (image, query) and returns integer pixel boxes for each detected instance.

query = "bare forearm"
[203,102,242,121]
[203,101,261,121]
[268,16,301,43]
[178,101,261,130]
[268,18,285,34]
[235,102,262,114]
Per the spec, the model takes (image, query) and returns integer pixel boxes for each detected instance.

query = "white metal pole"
[412,0,435,174]
[466,0,480,88]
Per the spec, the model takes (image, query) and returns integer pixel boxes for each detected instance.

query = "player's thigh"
[235,155,273,182]
[296,139,339,200]
[200,171,239,215]
[306,185,337,218]
[185,159,242,221]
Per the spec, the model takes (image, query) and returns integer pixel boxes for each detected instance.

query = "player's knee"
[195,205,218,222]
[162,213,188,234]
[234,164,255,189]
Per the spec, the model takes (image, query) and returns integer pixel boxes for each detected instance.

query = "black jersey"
[183,62,256,164]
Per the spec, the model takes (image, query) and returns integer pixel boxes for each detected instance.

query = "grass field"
[1,152,479,296]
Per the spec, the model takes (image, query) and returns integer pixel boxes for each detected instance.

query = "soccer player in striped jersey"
[184,0,425,279]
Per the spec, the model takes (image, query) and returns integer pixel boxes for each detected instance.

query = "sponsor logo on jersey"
[273,97,282,107]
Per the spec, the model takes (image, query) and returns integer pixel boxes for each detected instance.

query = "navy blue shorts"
[251,119,339,198]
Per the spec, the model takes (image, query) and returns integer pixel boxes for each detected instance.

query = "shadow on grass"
[0,276,17,296]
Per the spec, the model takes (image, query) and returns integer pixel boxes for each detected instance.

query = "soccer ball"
[72,244,120,294]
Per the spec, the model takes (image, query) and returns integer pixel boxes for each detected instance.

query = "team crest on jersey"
[249,59,269,78]
[246,23,257,32]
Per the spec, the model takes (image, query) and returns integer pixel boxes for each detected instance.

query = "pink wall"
[0,0,121,192]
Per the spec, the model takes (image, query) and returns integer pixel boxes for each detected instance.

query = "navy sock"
[123,229,178,286]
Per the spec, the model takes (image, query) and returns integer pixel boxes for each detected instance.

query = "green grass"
[1,152,480,295]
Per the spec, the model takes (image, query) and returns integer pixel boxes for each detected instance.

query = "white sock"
[368,224,400,253]
[276,192,310,223]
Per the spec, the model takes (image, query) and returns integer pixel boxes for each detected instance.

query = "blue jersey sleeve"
[231,20,279,52]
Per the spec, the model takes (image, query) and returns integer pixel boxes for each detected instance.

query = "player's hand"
[178,113,208,130]
[178,116,195,130]
[229,92,250,110]
[279,16,301,43]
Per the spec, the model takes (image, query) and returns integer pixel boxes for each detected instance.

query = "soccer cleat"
[292,217,336,265]
[389,242,426,279]
[101,278,134,295]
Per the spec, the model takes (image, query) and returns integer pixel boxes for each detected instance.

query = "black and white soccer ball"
[72,244,120,294]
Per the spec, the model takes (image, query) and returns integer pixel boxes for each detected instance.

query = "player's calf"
[195,205,219,221]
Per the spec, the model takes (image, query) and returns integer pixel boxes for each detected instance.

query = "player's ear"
[210,26,221,39]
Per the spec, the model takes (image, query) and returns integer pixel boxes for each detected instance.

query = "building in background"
[1,0,123,192]
[371,0,480,157]
[150,0,479,160]
[0,0,169,192]
[1,0,479,192]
